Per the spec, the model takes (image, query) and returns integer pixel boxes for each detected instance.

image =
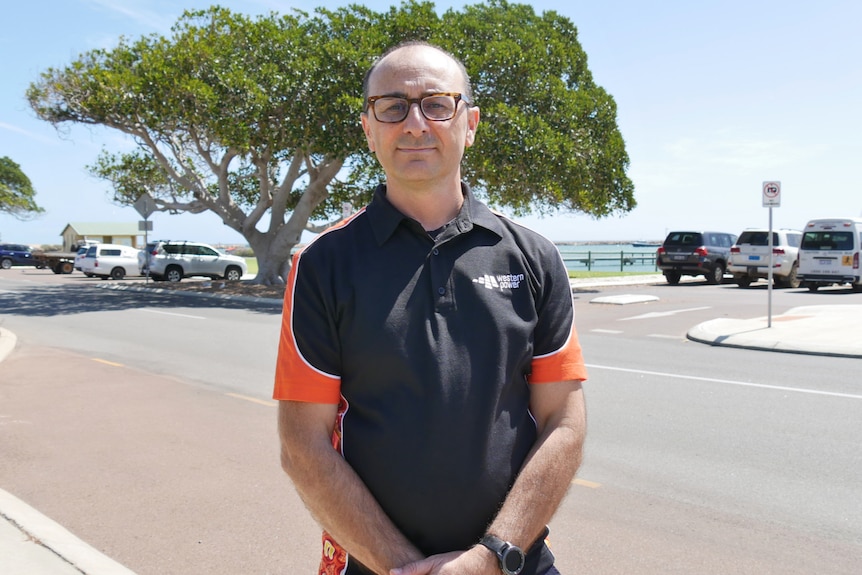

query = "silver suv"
[141,240,247,282]
[728,229,802,288]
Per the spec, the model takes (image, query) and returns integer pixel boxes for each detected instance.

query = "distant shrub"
[231,247,255,257]
[40,244,63,252]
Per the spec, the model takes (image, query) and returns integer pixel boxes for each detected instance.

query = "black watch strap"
[479,534,525,575]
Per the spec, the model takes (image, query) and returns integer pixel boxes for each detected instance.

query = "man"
[274,41,588,575]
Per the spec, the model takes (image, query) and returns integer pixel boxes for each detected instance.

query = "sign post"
[134,193,157,284]
[762,181,781,327]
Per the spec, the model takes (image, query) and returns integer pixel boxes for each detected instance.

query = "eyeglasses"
[365,92,470,123]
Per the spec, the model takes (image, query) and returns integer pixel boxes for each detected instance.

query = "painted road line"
[138,309,207,320]
[619,306,711,321]
[573,478,602,489]
[591,329,624,334]
[226,392,277,407]
[586,363,862,400]
[92,358,124,367]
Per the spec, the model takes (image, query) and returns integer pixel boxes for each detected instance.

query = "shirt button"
[437,287,446,296]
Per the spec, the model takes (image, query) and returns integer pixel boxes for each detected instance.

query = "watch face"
[502,546,525,574]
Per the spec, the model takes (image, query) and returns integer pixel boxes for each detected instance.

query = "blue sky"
[2,0,861,246]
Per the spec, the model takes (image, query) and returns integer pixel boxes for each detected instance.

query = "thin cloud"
[0,122,58,144]
[82,0,176,33]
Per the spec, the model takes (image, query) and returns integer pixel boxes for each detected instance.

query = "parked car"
[0,243,35,269]
[80,243,141,280]
[797,217,862,292]
[140,240,247,282]
[656,231,738,285]
[728,228,802,288]
[74,246,89,272]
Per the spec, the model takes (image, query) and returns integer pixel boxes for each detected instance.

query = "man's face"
[361,46,479,190]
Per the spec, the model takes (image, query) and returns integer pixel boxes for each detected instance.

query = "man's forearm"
[392,385,586,575]
[487,382,586,549]
[278,401,424,574]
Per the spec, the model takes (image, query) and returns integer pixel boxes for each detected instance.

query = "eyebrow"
[372,89,452,98]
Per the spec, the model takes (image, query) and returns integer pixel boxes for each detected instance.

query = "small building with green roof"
[60,222,143,251]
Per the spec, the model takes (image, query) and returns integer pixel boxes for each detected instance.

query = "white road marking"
[647,334,684,339]
[619,306,711,321]
[591,329,624,334]
[137,309,207,320]
[586,363,862,400]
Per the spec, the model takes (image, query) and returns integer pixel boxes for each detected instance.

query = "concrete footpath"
[1,276,861,574]
[570,274,862,358]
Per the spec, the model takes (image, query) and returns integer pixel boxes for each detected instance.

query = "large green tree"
[27,1,634,285]
[0,156,44,219]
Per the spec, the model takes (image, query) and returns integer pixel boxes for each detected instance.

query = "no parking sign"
[762,181,781,207]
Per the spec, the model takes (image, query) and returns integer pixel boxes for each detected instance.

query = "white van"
[797,218,862,292]
[80,243,142,280]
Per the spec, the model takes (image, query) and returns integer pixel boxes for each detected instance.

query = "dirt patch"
[140,279,286,300]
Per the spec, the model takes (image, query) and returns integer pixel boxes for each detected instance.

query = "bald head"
[362,42,473,105]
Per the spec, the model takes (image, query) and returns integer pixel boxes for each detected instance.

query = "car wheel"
[807,284,819,292]
[60,262,74,274]
[779,264,800,289]
[1,258,13,269]
[224,266,242,281]
[852,283,862,293]
[165,265,183,283]
[707,263,724,285]
[110,267,126,280]
[664,271,681,285]
[736,275,752,288]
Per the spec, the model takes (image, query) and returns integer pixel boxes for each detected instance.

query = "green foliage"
[438,1,633,217]
[0,156,44,218]
[26,0,635,282]
[88,151,172,205]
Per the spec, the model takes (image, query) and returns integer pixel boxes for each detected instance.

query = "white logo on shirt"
[472,273,525,290]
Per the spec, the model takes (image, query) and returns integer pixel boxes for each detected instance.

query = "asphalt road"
[1,268,860,574]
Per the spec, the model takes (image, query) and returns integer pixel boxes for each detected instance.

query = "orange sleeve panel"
[528,323,588,384]
[272,252,341,404]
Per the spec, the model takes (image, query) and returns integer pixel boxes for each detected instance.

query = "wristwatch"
[479,534,525,575]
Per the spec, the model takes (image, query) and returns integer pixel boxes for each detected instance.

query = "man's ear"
[361,113,375,153]
[464,106,480,148]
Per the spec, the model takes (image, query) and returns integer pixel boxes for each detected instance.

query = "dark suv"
[656,231,738,285]
[0,243,34,269]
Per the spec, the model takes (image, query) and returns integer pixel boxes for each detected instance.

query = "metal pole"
[767,207,773,328]
[144,217,149,285]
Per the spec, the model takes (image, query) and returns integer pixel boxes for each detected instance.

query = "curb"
[687,305,862,359]
[0,327,17,363]
[0,489,137,575]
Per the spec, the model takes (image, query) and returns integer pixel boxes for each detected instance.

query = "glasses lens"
[371,95,459,122]
[421,95,457,120]
[373,98,409,123]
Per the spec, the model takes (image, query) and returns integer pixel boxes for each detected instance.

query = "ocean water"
[556,243,660,273]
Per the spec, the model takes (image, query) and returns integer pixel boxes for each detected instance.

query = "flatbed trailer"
[32,251,77,274]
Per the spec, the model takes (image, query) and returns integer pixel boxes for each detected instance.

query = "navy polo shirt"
[274,183,587,574]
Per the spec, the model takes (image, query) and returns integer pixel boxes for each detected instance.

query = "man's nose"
[402,102,428,131]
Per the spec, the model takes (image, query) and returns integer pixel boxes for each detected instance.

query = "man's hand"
[390,545,497,575]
